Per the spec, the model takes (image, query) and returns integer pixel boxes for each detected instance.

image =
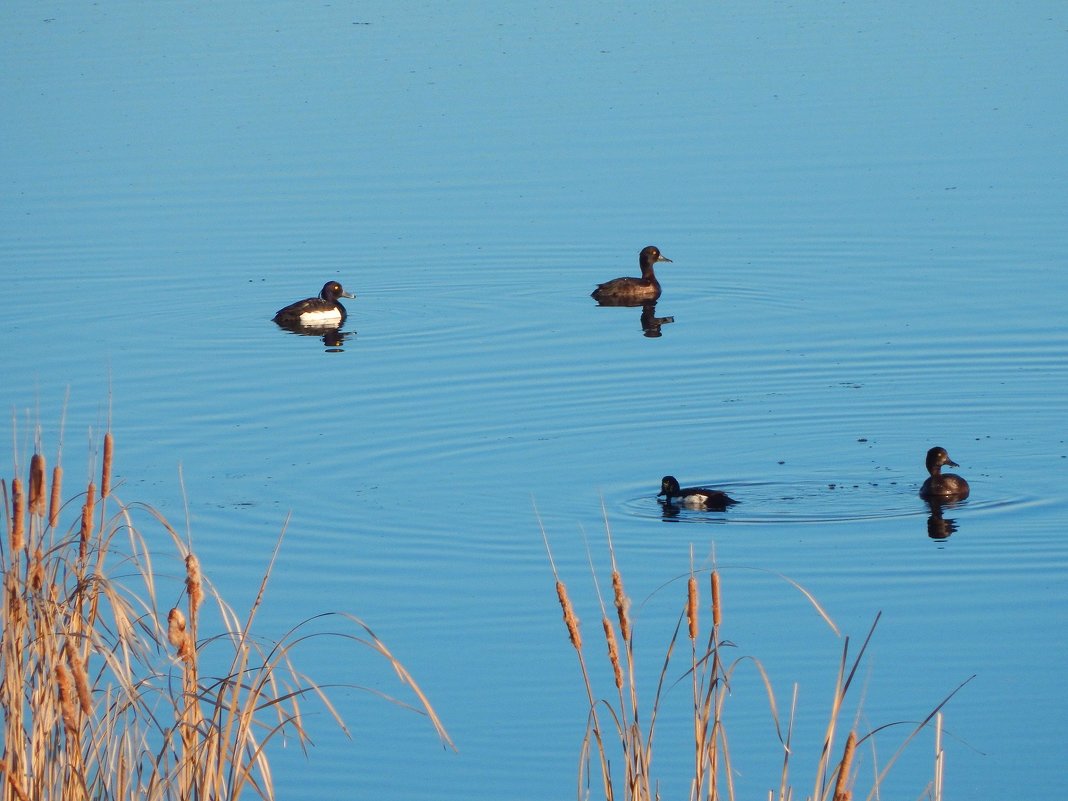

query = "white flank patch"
[299,308,342,325]
[680,493,711,508]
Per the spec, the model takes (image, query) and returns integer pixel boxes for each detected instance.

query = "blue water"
[3,3,1067,799]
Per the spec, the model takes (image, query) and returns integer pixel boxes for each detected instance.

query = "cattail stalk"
[101,432,114,499]
[833,730,857,801]
[711,570,722,629]
[49,465,63,529]
[11,478,25,552]
[556,581,582,650]
[29,454,46,516]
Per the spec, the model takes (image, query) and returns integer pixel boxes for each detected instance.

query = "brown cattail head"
[11,477,26,552]
[56,663,78,736]
[711,570,722,629]
[29,454,46,516]
[833,730,857,801]
[29,548,45,592]
[611,570,631,642]
[49,465,63,530]
[687,575,699,640]
[556,580,582,650]
[168,608,193,662]
[185,553,204,619]
[101,433,114,499]
[64,639,93,716]
[79,484,96,561]
[602,617,623,689]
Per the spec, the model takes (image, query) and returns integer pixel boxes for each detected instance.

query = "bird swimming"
[591,246,672,303]
[919,446,970,501]
[658,475,738,510]
[273,281,355,327]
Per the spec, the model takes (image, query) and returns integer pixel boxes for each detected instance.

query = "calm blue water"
[3,3,1067,799]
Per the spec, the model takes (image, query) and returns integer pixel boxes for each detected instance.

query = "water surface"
[2,3,1067,799]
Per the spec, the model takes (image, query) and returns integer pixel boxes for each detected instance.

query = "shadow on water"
[593,298,675,338]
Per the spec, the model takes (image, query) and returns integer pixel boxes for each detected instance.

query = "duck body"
[658,475,738,510]
[273,281,355,327]
[919,446,970,501]
[592,246,672,303]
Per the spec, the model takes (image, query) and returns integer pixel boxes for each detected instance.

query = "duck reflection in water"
[593,297,675,337]
[924,499,961,540]
[273,321,355,350]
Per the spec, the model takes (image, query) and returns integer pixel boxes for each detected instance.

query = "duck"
[919,446,970,501]
[273,281,355,327]
[658,475,738,510]
[591,246,672,303]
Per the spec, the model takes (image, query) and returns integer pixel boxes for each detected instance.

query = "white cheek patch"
[299,308,343,324]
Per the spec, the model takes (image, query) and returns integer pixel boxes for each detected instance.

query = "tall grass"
[2,428,453,801]
[542,518,970,801]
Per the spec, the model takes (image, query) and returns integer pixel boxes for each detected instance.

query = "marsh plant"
[1,429,452,801]
[543,521,967,801]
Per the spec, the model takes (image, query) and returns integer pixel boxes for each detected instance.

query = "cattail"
[168,608,193,662]
[49,465,63,529]
[11,477,25,552]
[29,453,46,516]
[710,570,722,629]
[29,548,45,592]
[833,730,857,801]
[79,483,96,560]
[602,617,623,689]
[101,432,114,499]
[611,570,631,642]
[65,639,92,716]
[556,580,582,650]
[185,554,204,620]
[56,663,78,736]
[687,575,699,640]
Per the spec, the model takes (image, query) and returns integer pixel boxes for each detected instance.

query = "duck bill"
[341,291,356,299]
[658,256,673,263]
[946,458,959,467]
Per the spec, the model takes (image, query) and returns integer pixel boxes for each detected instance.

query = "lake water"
[2,3,1067,799]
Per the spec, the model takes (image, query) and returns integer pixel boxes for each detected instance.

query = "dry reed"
[543,515,969,801]
[2,422,453,801]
